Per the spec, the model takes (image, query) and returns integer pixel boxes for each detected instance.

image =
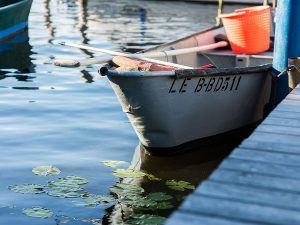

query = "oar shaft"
[57,41,228,68]
[60,42,192,69]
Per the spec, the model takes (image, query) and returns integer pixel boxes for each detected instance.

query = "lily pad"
[149,201,174,210]
[110,183,144,198]
[80,194,115,207]
[165,180,195,191]
[8,184,45,194]
[32,165,61,176]
[47,186,86,198]
[22,206,53,219]
[126,214,166,225]
[113,169,160,181]
[48,176,88,187]
[102,160,128,168]
[145,174,161,181]
[122,197,157,208]
[113,169,145,178]
[145,192,173,202]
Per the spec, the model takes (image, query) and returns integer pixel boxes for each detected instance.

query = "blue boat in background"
[0,0,33,42]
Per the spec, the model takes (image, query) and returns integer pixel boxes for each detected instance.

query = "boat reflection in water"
[104,138,241,224]
[0,31,33,75]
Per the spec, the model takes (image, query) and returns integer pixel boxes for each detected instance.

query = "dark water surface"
[0,1,244,224]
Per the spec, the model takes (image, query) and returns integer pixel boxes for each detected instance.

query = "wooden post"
[273,0,300,103]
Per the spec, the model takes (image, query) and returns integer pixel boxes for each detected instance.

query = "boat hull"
[0,0,33,42]
[104,65,272,149]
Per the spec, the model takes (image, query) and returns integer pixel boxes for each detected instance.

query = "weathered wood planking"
[166,85,300,225]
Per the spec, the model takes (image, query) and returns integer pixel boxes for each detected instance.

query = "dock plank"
[245,131,300,147]
[256,124,300,136]
[165,211,257,225]
[220,158,300,180]
[267,110,300,120]
[240,139,300,155]
[262,117,300,128]
[210,169,300,194]
[179,194,300,225]
[197,180,300,211]
[230,148,300,167]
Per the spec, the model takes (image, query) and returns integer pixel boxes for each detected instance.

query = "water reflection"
[102,141,237,224]
[0,31,34,76]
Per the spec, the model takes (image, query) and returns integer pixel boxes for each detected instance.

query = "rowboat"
[99,25,274,154]
[0,0,33,42]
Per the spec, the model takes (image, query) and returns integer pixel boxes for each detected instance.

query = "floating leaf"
[48,176,88,187]
[102,160,128,168]
[32,165,61,176]
[110,183,144,198]
[8,184,45,194]
[47,186,86,198]
[80,194,115,207]
[22,206,53,219]
[113,169,145,178]
[145,173,161,181]
[124,196,174,210]
[165,180,195,191]
[126,214,166,225]
[122,197,157,208]
[113,169,160,181]
[145,192,173,202]
[150,201,174,210]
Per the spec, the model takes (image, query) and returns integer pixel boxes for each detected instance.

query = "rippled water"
[0,1,245,224]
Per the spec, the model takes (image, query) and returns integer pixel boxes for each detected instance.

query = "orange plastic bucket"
[220,6,271,54]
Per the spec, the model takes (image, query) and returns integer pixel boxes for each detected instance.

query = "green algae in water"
[102,160,128,168]
[22,206,53,219]
[47,186,86,198]
[8,184,45,194]
[165,179,195,191]
[48,176,88,187]
[32,165,61,176]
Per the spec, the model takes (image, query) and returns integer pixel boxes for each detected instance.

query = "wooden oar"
[55,41,228,68]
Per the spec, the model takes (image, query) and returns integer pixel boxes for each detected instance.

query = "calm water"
[0,1,244,224]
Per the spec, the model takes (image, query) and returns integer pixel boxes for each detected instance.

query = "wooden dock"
[166,85,300,225]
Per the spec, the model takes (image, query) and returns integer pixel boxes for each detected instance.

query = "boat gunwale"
[100,64,273,78]
[138,25,222,54]
[0,0,29,11]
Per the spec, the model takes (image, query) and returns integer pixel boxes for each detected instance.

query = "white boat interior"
[143,26,273,69]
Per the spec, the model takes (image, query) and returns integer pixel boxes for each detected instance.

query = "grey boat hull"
[100,26,273,150]
[103,65,272,149]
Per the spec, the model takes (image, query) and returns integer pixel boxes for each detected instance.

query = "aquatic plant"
[125,214,166,225]
[113,169,160,181]
[48,176,88,187]
[47,186,86,198]
[32,165,61,176]
[80,193,115,207]
[102,160,128,168]
[165,179,195,191]
[22,206,53,219]
[8,184,45,194]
